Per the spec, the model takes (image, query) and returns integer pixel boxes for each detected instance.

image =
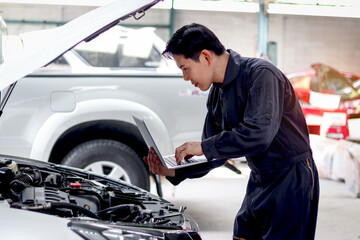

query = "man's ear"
[200,50,212,65]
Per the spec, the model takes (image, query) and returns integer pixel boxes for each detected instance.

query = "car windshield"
[322,67,360,100]
[73,27,163,69]
[308,64,360,100]
[75,44,162,68]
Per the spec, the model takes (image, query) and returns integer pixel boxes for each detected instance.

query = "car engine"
[0,156,201,239]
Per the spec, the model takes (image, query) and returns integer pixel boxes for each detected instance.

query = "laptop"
[133,115,207,169]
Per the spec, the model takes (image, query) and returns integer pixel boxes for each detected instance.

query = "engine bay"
[0,156,191,230]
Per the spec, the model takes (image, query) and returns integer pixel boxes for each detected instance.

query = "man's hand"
[143,147,175,177]
[175,141,203,164]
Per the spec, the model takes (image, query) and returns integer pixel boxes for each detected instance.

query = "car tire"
[61,139,150,190]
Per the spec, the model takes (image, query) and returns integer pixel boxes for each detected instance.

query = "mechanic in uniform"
[144,23,319,240]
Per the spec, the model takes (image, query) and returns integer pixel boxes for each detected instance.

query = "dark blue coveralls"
[167,49,319,240]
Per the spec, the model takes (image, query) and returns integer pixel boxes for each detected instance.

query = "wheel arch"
[30,99,173,163]
[48,120,148,165]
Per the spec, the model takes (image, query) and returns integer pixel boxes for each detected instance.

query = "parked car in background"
[0,19,208,192]
[287,63,360,116]
[0,1,203,239]
[286,63,357,140]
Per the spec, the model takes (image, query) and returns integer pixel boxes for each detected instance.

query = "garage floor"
[154,164,360,240]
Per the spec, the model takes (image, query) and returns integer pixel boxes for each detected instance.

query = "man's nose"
[182,71,190,81]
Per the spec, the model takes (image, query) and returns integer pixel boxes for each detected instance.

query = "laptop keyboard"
[163,155,199,167]
[163,155,178,167]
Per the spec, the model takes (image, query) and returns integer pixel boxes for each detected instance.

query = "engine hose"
[97,204,139,218]
[9,179,29,193]
[50,202,100,220]
[10,168,42,193]
[16,168,42,185]
[15,173,33,184]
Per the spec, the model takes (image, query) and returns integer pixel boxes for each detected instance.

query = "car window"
[50,56,69,66]
[75,48,118,68]
[75,43,162,68]
[324,69,360,99]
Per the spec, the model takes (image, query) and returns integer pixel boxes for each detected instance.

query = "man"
[144,23,319,240]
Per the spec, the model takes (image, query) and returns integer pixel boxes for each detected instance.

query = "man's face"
[173,53,213,91]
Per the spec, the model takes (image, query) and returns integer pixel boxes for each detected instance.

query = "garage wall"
[169,10,360,74]
[171,10,258,61]
[1,3,359,74]
[269,14,360,74]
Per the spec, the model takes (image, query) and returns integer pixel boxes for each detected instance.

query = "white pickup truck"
[0,26,208,191]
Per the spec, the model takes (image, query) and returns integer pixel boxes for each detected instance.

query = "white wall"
[270,14,360,74]
[172,10,258,59]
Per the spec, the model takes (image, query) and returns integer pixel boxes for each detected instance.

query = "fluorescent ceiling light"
[268,3,360,18]
[275,0,360,7]
[173,0,258,13]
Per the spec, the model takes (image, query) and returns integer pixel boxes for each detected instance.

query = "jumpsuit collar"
[221,49,241,89]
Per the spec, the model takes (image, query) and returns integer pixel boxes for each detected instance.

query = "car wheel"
[61,139,150,190]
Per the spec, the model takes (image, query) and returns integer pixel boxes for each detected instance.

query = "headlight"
[68,220,199,240]
[69,221,164,240]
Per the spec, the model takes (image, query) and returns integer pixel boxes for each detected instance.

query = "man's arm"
[202,67,284,160]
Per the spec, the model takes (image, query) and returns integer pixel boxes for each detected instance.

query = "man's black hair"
[162,23,226,62]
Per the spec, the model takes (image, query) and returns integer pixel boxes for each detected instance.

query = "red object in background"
[301,105,349,140]
[286,63,359,140]
[287,63,360,118]
[342,72,360,85]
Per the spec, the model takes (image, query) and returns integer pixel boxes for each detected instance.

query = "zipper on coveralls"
[306,159,314,200]
[220,87,232,129]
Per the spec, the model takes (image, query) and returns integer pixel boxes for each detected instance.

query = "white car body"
[0,1,203,239]
[0,0,207,191]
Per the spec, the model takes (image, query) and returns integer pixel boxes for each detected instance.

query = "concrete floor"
[154,164,360,240]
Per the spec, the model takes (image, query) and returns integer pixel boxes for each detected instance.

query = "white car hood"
[0,0,161,91]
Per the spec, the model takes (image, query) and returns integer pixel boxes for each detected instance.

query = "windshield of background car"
[39,27,167,72]
[73,26,162,69]
[320,67,360,100]
[75,44,161,68]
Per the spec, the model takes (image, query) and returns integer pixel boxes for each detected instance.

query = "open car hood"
[0,0,161,91]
